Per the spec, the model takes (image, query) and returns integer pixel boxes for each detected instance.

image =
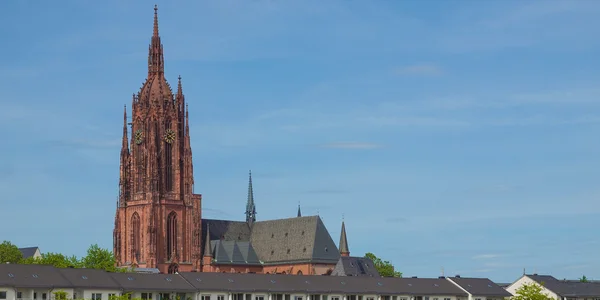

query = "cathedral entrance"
[168,263,179,274]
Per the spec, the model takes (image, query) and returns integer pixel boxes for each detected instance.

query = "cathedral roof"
[202,218,251,242]
[202,215,340,266]
[250,216,340,265]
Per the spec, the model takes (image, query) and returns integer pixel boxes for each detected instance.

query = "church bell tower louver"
[113,5,202,273]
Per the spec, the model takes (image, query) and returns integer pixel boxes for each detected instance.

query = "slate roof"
[0,264,487,296]
[250,216,340,265]
[448,277,512,297]
[178,272,468,295]
[0,264,72,288]
[202,216,340,266]
[527,274,600,297]
[56,268,121,289]
[331,256,380,277]
[18,247,39,259]
[202,219,251,242]
[109,272,195,292]
[210,240,262,266]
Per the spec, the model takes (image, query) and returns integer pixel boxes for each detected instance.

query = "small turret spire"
[246,170,257,225]
[297,203,302,217]
[339,219,350,257]
[203,224,212,257]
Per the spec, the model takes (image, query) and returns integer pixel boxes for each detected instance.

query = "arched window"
[164,121,173,192]
[131,212,141,262]
[167,211,178,260]
[297,270,303,275]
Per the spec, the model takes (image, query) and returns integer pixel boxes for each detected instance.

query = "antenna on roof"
[441,267,444,277]
[523,268,526,275]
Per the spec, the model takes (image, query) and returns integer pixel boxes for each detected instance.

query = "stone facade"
[113,5,202,274]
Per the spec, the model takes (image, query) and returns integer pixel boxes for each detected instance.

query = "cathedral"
[113,6,358,275]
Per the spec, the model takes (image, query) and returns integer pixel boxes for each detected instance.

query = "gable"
[211,240,261,265]
[331,256,380,277]
[18,247,40,259]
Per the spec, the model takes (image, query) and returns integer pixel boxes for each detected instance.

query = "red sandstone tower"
[113,5,202,273]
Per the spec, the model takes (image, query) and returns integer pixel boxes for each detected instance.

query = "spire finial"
[297,202,302,217]
[153,5,159,37]
[148,4,164,75]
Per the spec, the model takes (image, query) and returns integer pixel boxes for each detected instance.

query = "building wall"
[79,289,122,300]
[506,276,560,300]
[128,292,194,300]
[262,263,335,275]
[2,288,76,300]
[209,264,263,274]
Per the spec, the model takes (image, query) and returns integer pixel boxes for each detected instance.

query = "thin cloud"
[473,254,502,260]
[319,142,383,149]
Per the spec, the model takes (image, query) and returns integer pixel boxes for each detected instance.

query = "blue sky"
[1,0,600,283]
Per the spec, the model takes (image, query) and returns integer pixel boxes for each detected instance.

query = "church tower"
[113,5,202,273]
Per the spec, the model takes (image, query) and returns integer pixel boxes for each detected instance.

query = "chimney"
[439,276,445,279]
[455,275,461,278]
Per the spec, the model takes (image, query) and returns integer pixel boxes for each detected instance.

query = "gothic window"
[167,211,178,260]
[165,120,173,192]
[136,133,145,193]
[131,212,141,262]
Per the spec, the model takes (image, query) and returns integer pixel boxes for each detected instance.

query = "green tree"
[109,293,141,300]
[52,290,68,300]
[580,275,589,282]
[81,244,120,272]
[511,282,555,300]
[364,252,402,277]
[0,241,23,264]
[25,252,81,268]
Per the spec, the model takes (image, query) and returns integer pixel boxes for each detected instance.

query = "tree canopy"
[5,241,128,273]
[0,241,23,264]
[511,282,555,300]
[364,252,402,277]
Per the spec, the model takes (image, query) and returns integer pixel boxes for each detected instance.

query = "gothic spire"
[339,219,350,257]
[297,203,302,217]
[148,4,164,76]
[246,170,256,225]
[203,224,212,257]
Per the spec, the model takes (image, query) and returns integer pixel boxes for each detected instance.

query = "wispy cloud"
[473,254,502,260]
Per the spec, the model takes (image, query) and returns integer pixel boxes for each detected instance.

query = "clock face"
[134,129,144,145]
[164,129,176,144]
